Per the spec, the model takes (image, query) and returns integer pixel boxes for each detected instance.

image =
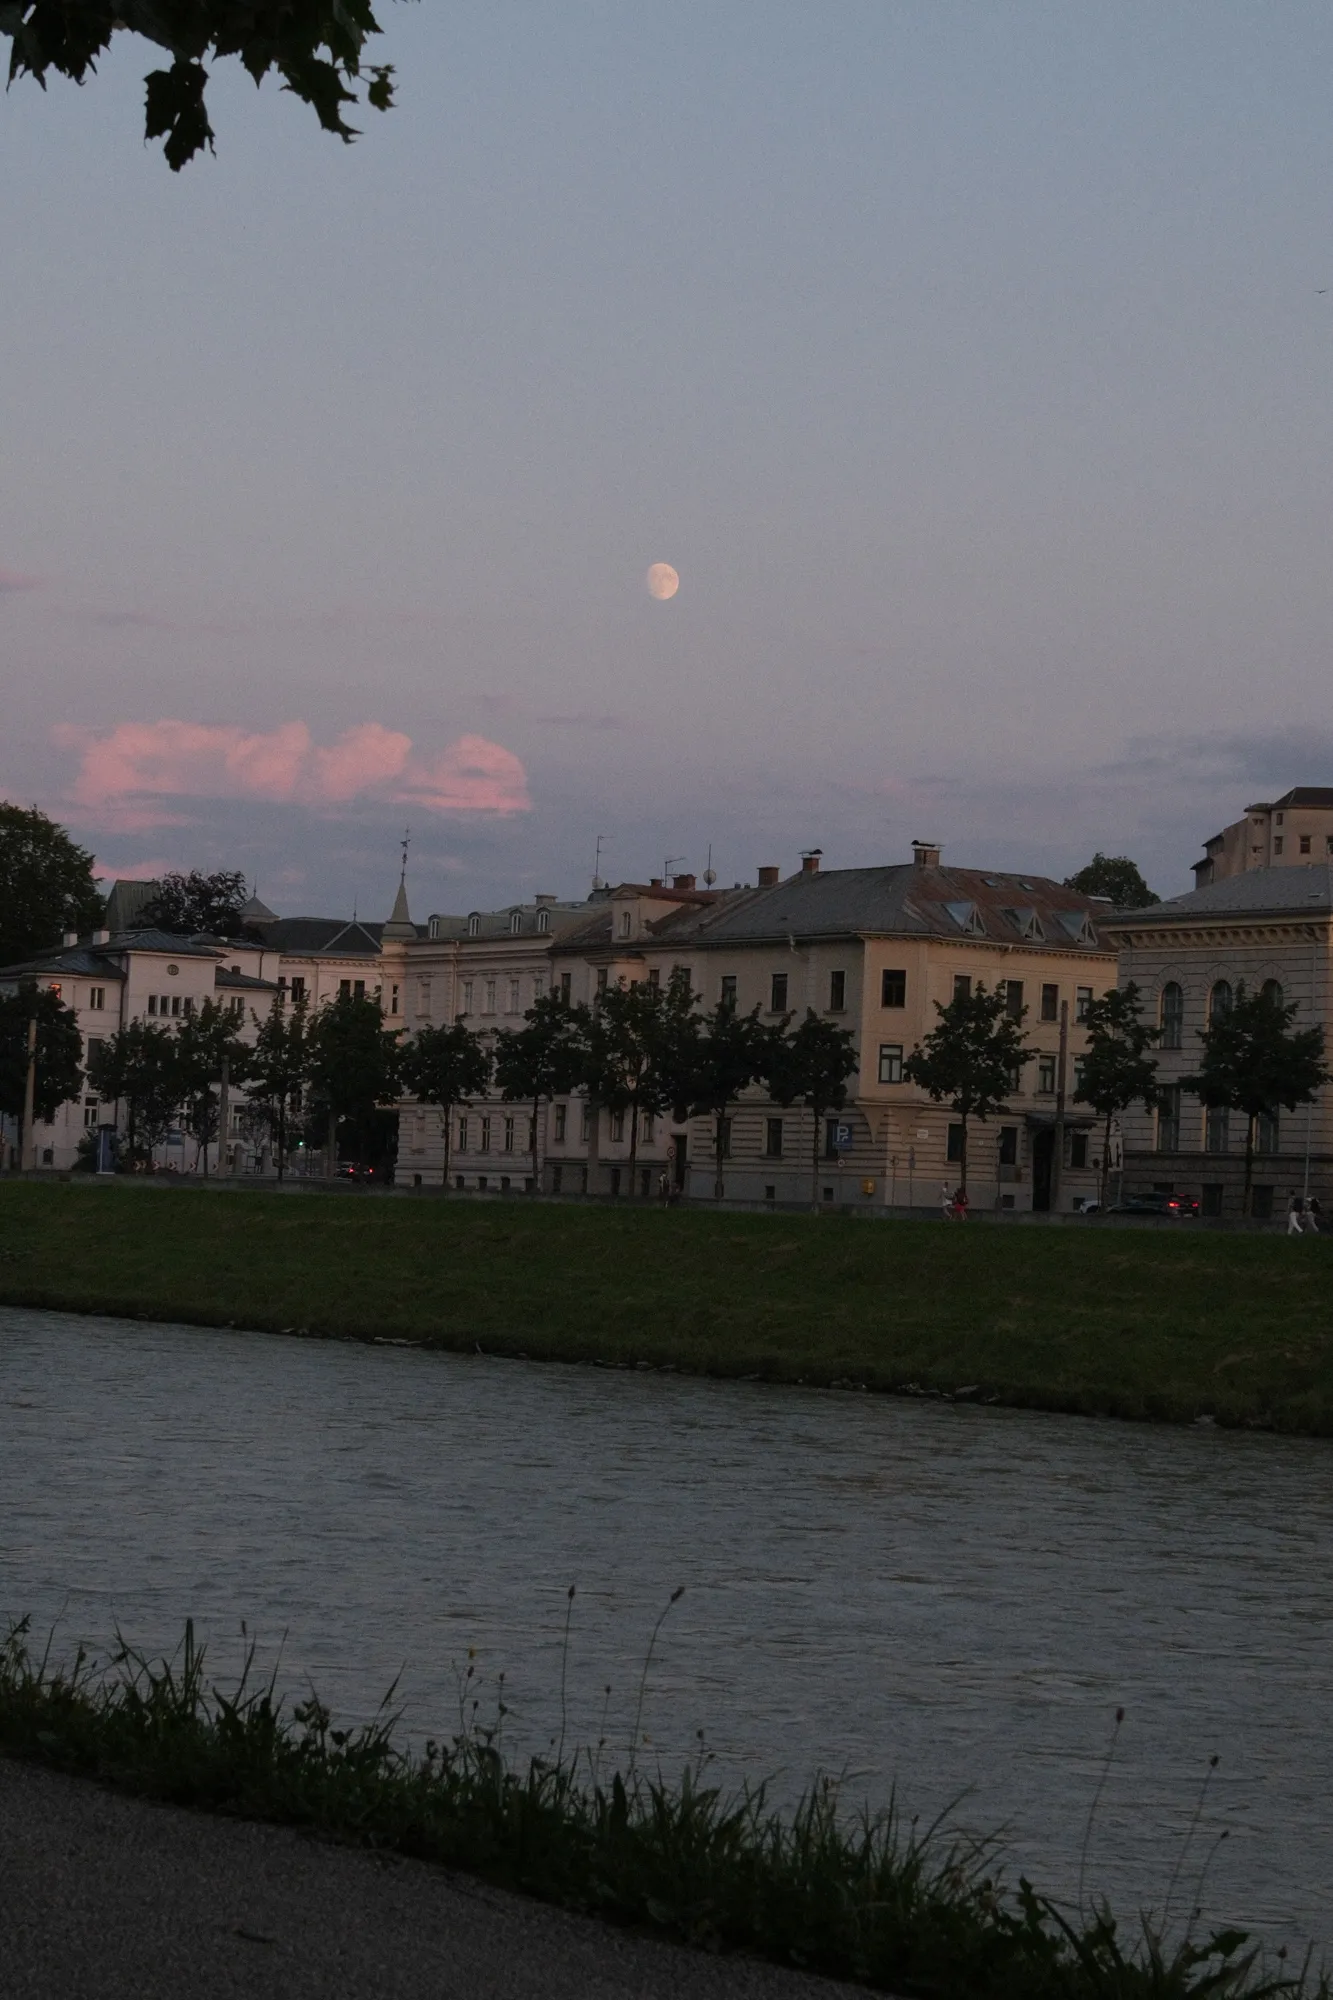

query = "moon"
[646,562,680,601]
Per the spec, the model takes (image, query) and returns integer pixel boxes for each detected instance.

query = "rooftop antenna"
[703,842,717,888]
[665,854,685,882]
[593,832,607,891]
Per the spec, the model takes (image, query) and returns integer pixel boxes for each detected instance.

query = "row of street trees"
[904,976,1327,1213]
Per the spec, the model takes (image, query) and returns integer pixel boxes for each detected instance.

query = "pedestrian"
[1287,1190,1305,1235]
[952,1184,969,1221]
[941,1180,954,1220]
[1306,1194,1322,1234]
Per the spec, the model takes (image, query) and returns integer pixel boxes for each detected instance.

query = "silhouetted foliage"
[139,870,250,939]
[0,984,84,1124]
[0,803,103,967]
[1064,854,1159,908]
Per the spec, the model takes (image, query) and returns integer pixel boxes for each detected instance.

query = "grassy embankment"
[2,1181,1332,1431]
[0,1617,1320,1999]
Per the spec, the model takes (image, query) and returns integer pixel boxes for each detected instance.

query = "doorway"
[1032,1128,1054,1212]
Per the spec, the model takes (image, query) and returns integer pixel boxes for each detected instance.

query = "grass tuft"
[0,1617,1322,1999]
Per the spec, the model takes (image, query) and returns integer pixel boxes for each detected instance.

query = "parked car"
[334,1161,376,1183]
[1104,1190,1195,1218]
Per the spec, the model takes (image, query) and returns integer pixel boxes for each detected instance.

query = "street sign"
[832,1121,854,1152]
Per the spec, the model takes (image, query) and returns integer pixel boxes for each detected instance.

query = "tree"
[173,997,251,1171]
[768,1008,860,1206]
[399,1018,492,1192]
[87,1020,181,1166]
[0,985,84,1135]
[1073,983,1161,1207]
[246,992,311,1179]
[582,976,695,1195]
[683,996,781,1203]
[0,803,103,968]
[1064,854,1159,908]
[4,0,396,171]
[1181,982,1329,1214]
[139,870,250,938]
[903,982,1033,1197]
[493,994,589,1195]
[306,991,400,1177]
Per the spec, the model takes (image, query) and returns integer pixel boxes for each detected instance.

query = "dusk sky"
[4,3,1333,919]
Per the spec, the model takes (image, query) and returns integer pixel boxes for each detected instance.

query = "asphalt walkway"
[0,1758,869,1999]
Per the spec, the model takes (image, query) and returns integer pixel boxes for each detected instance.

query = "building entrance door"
[1032,1128,1054,1211]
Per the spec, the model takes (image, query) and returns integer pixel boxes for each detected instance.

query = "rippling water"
[2,1305,1331,1953]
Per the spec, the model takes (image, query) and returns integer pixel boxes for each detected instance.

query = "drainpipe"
[1051,1000,1068,1214]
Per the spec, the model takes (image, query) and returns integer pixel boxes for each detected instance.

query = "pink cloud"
[0,566,40,594]
[92,855,180,881]
[55,718,531,821]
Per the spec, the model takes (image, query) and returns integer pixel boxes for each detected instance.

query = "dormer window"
[536,909,550,935]
[467,913,481,938]
[1054,910,1097,944]
[943,900,985,937]
[620,910,633,937]
[1006,907,1045,942]
[509,910,522,935]
[428,916,441,940]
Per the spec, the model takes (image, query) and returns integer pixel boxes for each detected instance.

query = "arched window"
[467,913,481,938]
[509,910,522,935]
[1262,978,1284,1009]
[1209,980,1232,1022]
[1160,982,1183,1049]
[536,909,550,935]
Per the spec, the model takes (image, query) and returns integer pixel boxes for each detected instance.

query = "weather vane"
[400,826,411,879]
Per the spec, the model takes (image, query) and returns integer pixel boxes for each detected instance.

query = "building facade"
[1193,788,1333,887]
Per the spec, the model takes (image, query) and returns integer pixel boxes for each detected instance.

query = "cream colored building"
[1193,788,1333,887]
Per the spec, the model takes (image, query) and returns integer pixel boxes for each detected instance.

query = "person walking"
[952,1184,969,1222]
[1287,1190,1305,1235]
[1306,1194,1322,1234]
[941,1180,954,1220]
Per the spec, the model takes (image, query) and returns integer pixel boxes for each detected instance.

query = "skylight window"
[943,900,985,936]
[1006,907,1045,941]
[1054,911,1097,944]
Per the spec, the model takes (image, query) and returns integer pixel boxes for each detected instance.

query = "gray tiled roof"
[1116,862,1333,922]
[658,865,1107,950]
[431,902,594,943]
[0,944,126,981]
[0,930,224,979]
[252,917,386,956]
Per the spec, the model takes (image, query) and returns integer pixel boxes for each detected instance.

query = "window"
[765,1117,784,1158]
[1257,1110,1280,1154]
[147,995,158,1015]
[823,1117,841,1158]
[770,972,789,1012]
[537,909,550,935]
[1206,1105,1229,1153]
[480,1116,492,1153]
[1160,983,1183,1049]
[1072,1056,1086,1094]
[642,1114,654,1143]
[468,913,481,937]
[290,976,306,1004]
[998,1125,1018,1166]
[1327,835,1333,856]
[1007,1061,1025,1094]
[1076,987,1093,1023]
[1040,983,1058,1022]
[83,1100,99,1129]
[647,968,660,989]
[503,1117,515,1153]
[554,1103,567,1142]
[458,1117,469,1152]
[1004,979,1023,1021]
[673,965,693,993]
[390,985,400,1014]
[580,1103,592,1141]
[532,974,547,1003]
[953,974,972,1002]
[1251,1185,1274,1220]
[1262,978,1284,1008]
[510,910,522,935]
[620,909,633,937]
[85,1037,105,1065]
[462,980,474,1014]
[1300,834,1312,854]
[339,979,351,999]
[1201,1183,1224,1217]
[1274,836,1285,855]
[89,986,105,1011]
[559,972,572,1005]
[1157,1085,1181,1152]
[829,969,846,1011]
[596,967,608,996]
[1037,1055,1056,1094]
[881,969,906,1008]
[428,916,441,940]
[508,979,521,1014]
[170,995,181,1017]
[182,997,194,1016]
[610,1109,625,1142]
[877,1043,903,1084]
[1070,1131,1089,1170]
[353,980,365,1001]
[946,1123,964,1162]
[484,980,497,1014]
[720,975,737,1007]
[1210,980,1232,1022]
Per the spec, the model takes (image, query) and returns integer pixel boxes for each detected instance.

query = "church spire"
[382,827,416,938]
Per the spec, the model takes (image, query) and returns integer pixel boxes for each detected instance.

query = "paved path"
[0,1759,869,1999]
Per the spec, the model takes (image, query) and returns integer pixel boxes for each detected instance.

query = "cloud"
[55,718,531,827]
[0,566,40,594]
[91,855,179,882]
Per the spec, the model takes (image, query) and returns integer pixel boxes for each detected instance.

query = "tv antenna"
[665,854,685,882]
[593,832,607,891]
[703,842,717,888]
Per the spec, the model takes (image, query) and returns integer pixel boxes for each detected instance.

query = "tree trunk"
[531,1093,542,1194]
[628,1101,639,1195]
[1244,1112,1256,1216]
[276,1103,286,1180]
[1101,1108,1113,1210]
[714,1108,726,1201]
[442,1098,453,1192]
[812,1104,821,1209]
[325,1104,337,1179]
[958,1113,969,1200]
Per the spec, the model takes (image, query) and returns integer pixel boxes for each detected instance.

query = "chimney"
[801,849,822,875]
[92,929,110,946]
[62,930,78,947]
[534,893,557,907]
[671,873,696,891]
[757,865,780,888]
[650,877,663,889]
[911,841,941,869]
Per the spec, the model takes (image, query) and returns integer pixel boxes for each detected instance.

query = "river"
[1,1305,1330,1956]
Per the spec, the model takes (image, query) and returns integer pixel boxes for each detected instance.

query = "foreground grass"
[0,1618,1318,2000]
[2,1181,1333,1432]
